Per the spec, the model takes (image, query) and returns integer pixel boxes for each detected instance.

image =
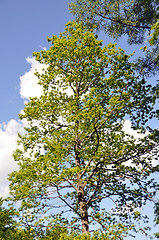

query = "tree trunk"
[74,85,89,234]
[77,182,89,234]
[75,134,89,234]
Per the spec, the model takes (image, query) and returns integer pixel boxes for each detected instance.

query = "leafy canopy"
[69,0,159,76]
[9,21,159,238]
[69,0,158,44]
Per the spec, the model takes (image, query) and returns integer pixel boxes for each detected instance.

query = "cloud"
[19,57,45,99]
[0,56,46,197]
[123,120,149,139]
[0,57,46,197]
[0,120,26,198]
[20,56,75,100]
[123,120,158,167]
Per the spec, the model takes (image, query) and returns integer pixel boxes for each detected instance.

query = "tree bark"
[77,182,89,234]
[74,83,89,234]
[75,133,89,234]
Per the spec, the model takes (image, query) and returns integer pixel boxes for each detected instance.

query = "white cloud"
[123,120,149,139]
[20,56,75,101]
[0,120,26,198]
[123,120,158,167]
[19,57,45,99]
[0,57,46,197]
[0,56,46,197]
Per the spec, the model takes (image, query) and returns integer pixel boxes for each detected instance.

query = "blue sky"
[0,0,158,238]
[0,0,74,201]
[0,0,158,122]
[0,0,73,122]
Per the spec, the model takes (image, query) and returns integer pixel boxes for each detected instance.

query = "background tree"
[9,21,159,238]
[0,197,16,239]
[136,18,159,76]
[69,0,159,76]
[69,0,158,44]
[0,198,34,239]
[154,200,159,238]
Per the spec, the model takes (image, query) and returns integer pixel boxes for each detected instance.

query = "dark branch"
[53,183,81,218]
[94,10,151,30]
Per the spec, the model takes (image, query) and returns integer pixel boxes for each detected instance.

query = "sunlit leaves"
[8,21,159,237]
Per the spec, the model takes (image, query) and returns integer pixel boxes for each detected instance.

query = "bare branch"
[64,178,78,191]
[112,141,159,165]
[53,183,81,218]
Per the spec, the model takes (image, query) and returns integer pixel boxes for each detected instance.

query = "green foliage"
[154,200,159,225]
[154,200,159,238]
[136,19,159,76]
[0,198,34,239]
[0,197,16,239]
[149,19,159,65]
[155,233,159,239]
[149,20,159,47]
[9,21,159,238]
[38,227,68,240]
[69,0,158,44]
[69,0,159,76]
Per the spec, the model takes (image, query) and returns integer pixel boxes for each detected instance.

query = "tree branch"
[53,183,81,218]
[80,118,100,178]
[94,10,151,30]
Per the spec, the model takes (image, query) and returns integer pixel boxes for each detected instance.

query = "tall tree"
[69,0,158,44]
[69,0,159,76]
[9,22,159,237]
